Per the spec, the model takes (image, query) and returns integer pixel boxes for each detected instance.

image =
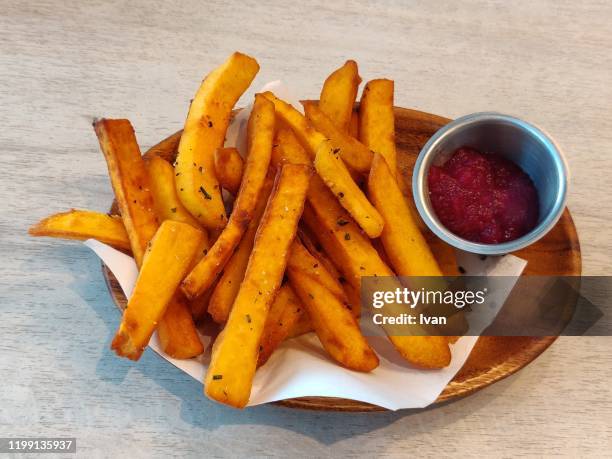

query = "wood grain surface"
[104,107,581,412]
[3,0,612,457]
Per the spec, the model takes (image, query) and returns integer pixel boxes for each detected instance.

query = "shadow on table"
[65,244,520,445]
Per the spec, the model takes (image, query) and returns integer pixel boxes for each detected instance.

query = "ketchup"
[428,147,539,244]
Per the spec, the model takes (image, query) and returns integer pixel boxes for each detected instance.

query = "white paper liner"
[87,81,528,410]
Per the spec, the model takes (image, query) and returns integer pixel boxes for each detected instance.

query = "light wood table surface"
[1,0,611,457]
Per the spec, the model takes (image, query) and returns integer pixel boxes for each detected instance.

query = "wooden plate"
[103,106,581,411]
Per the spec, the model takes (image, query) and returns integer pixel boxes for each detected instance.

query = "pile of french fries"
[30,52,460,408]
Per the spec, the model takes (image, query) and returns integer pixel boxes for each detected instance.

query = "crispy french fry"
[146,156,204,230]
[205,164,312,408]
[214,147,244,195]
[288,241,378,371]
[29,209,131,250]
[303,102,372,173]
[175,52,259,229]
[257,284,305,367]
[111,221,204,360]
[425,232,460,276]
[182,95,275,300]
[368,153,442,276]
[314,140,384,238]
[319,60,361,133]
[157,292,204,359]
[94,119,159,266]
[359,79,397,176]
[349,110,359,138]
[207,172,275,323]
[95,119,204,359]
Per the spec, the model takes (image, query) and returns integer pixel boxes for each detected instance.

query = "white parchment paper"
[86,82,527,410]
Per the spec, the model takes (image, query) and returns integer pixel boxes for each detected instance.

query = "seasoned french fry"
[182,95,275,300]
[146,156,204,230]
[359,79,397,177]
[303,102,372,173]
[29,209,131,250]
[205,164,312,408]
[175,52,259,229]
[94,118,159,266]
[207,172,275,323]
[319,60,361,133]
[288,241,378,371]
[157,292,204,359]
[257,284,305,367]
[214,147,244,195]
[111,221,204,360]
[95,119,204,359]
[349,110,359,138]
[368,153,442,276]
[314,140,384,238]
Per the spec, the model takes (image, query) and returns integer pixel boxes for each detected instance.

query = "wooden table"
[2,0,611,456]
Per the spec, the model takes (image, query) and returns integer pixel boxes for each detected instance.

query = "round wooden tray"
[103,106,581,411]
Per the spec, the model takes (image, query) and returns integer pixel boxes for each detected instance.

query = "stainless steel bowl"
[412,112,569,255]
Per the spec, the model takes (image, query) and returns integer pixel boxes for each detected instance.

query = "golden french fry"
[205,164,312,408]
[303,103,372,173]
[94,118,159,266]
[146,156,204,230]
[95,119,204,360]
[112,221,204,360]
[214,147,244,195]
[314,140,384,238]
[257,284,305,367]
[349,110,359,138]
[319,60,361,132]
[359,79,397,176]
[368,153,442,276]
[182,95,275,300]
[288,241,378,371]
[29,209,131,250]
[157,292,204,359]
[175,52,259,229]
[207,172,275,323]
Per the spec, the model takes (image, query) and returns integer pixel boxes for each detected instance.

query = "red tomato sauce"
[428,147,539,244]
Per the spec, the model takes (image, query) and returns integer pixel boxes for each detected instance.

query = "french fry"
[303,102,373,173]
[146,156,204,230]
[314,140,384,238]
[94,118,158,266]
[368,153,442,276]
[111,221,204,360]
[157,293,204,359]
[205,164,312,408]
[359,79,397,177]
[288,241,378,371]
[95,119,204,360]
[318,60,361,133]
[207,172,275,323]
[182,95,275,300]
[349,110,359,138]
[257,284,305,367]
[175,52,259,229]
[29,209,131,250]
[214,147,244,195]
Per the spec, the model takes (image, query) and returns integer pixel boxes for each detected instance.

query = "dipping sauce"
[428,147,539,244]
